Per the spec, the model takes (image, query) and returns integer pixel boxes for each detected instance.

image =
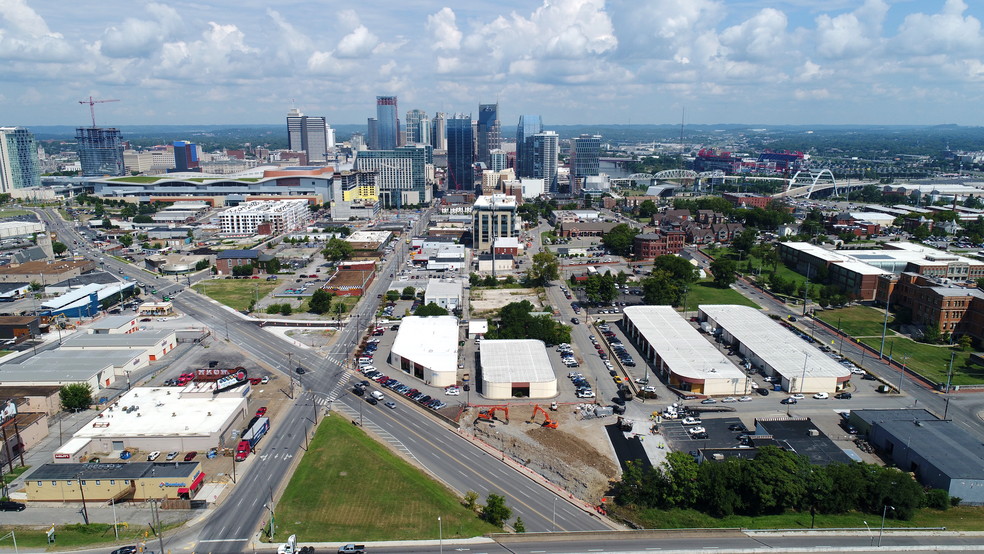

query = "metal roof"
[876,419,984,479]
[30,461,199,480]
[391,316,459,374]
[480,339,556,384]
[61,329,175,348]
[92,315,137,330]
[699,305,850,381]
[623,306,744,382]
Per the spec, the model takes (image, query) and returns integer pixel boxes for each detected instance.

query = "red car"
[255,407,267,417]
[183,451,197,461]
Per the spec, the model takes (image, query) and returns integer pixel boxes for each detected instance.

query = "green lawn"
[682,281,760,312]
[194,280,279,311]
[613,506,984,531]
[296,294,360,318]
[1,464,28,486]
[858,335,982,385]
[274,415,499,542]
[0,521,181,549]
[0,209,31,218]
[817,306,894,337]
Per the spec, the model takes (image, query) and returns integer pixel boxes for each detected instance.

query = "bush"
[280,304,293,316]
[924,489,950,510]
[951,496,963,507]
[266,304,282,314]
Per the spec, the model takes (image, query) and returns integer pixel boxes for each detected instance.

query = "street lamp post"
[898,355,909,395]
[800,352,810,394]
[878,505,895,547]
[863,520,873,546]
[438,516,443,554]
[263,503,275,539]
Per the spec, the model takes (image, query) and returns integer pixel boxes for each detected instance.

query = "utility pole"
[879,289,892,358]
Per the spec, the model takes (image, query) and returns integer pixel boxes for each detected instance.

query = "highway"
[39,208,610,553]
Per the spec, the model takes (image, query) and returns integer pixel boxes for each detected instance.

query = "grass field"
[0,521,180,549]
[1,465,28,486]
[273,415,499,541]
[817,306,895,337]
[858,335,982,385]
[613,505,984,531]
[682,281,761,312]
[296,294,359,317]
[0,209,31,218]
[195,280,279,311]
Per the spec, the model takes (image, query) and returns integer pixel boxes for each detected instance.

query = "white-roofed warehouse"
[699,305,851,394]
[479,339,557,399]
[390,316,459,387]
[622,306,747,396]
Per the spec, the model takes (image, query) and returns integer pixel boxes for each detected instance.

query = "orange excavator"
[475,405,509,425]
[530,405,559,429]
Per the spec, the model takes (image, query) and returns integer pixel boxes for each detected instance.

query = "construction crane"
[529,405,558,429]
[78,96,120,127]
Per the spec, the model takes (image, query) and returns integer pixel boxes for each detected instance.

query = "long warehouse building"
[622,306,748,396]
[698,305,851,394]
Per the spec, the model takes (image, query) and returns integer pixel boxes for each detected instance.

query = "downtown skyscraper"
[531,131,559,192]
[431,113,447,150]
[0,127,40,192]
[515,114,543,178]
[569,134,602,194]
[404,109,431,145]
[375,96,400,150]
[75,127,124,177]
[286,107,329,163]
[477,103,501,168]
[446,114,474,191]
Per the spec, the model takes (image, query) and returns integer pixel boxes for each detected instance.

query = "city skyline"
[0,1,982,127]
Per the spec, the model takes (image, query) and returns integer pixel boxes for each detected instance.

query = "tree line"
[613,447,949,521]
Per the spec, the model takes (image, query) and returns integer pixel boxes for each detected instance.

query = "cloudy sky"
[2,0,982,128]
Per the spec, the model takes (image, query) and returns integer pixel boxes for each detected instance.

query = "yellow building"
[24,462,205,503]
[338,170,378,201]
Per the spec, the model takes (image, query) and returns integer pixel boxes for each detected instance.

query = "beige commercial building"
[390,316,459,387]
[24,461,205,502]
[480,339,558,399]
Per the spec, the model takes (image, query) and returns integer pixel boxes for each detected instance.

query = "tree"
[601,224,640,257]
[28,281,42,292]
[958,334,973,351]
[732,227,759,256]
[710,258,738,288]
[480,493,512,527]
[279,304,293,316]
[232,263,254,277]
[195,259,210,271]
[526,251,560,287]
[51,241,68,255]
[385,290,400,302]
[652,255,699,285]
[513,517,526,533]
[308,289,333,314]
[415,302,449,316]
[642,270,684,306]
[60,383,93,412]
[119,234,134,248]
[463,491,480,512]
[638,199,658,220]
[132,215,153,224]
[266,304,283,314]
[265,258,281,274]
[322,237,353,262]
[401,286,417,300]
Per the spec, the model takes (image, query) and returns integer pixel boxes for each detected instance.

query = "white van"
[370,391,384,401]
[358,357,373,365]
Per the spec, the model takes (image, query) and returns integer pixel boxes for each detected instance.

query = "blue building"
[172,141,200,172]
[446,115,474,191]
[375,96,400,150]
[75,127,124,177]
[477,103,500,168]
[570,134,601,194]
[355,145,430,207]
[515,115,543,178]
[0,127,41,191]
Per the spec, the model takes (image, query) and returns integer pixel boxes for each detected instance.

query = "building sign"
[161,481,187,488]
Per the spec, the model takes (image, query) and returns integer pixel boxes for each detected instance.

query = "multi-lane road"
[40,208,610,553]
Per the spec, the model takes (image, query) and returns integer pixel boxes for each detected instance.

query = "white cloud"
[336,25,379,59]
[101,3,182,58]
[0,0,75,62]
[814,0,888,59]
[894,0,984,56]
[427,7,461,51]
[719,8,790,63]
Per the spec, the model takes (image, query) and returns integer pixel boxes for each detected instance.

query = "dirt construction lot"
[460,403,619,503]
[469,287,544,316]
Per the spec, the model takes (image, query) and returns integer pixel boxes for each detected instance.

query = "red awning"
[190,471,205,490]
[177,488,189,494]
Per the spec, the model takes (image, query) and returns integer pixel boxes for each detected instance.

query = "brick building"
[723,192,771,209]
[215,249,260,275]
[888,272,984,341]
[633,231,685,260]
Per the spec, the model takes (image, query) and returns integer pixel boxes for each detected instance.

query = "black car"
[862,373,877,380]
[366,396,378,405]
[835,392,853,399]
[352,386,365,396]
[295,367,306,374]
[0,500,25,511]
[110,547,138,554]
[756,388,770,396]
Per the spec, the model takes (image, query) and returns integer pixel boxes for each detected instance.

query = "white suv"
[445,387,460,396]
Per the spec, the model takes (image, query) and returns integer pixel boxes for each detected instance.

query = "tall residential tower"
[75,127,124,177]
[0,127,40,192]
[286,108,329,163]
[446,114,474,191]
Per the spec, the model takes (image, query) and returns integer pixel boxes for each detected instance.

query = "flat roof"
[74,387,244,439]
[0,259,91,275]
[480,339,556,383]
[14,349,139,369]
[42,283,105,309]
[0,356,112,383]
[876,419,984,479]
[623,306,744,382]
[391,316,459,374]
[424,279,462,298]
[779,242,846,263]
[699,305,850,381]
[834,261,891,275]
[31,461,199,480]
[61,329,175,349]
[92,314,137,330]
[756,418,853,466]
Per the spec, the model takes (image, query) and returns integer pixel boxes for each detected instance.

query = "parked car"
[256,407,267,416]
[813,392,829,399]
[0,500,26,512]
[184,451,198,461]
[147,451,161,461]
[165,451,179,461]
[835,392,853,399]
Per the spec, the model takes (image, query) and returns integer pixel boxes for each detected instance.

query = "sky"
[1,0,983,128]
